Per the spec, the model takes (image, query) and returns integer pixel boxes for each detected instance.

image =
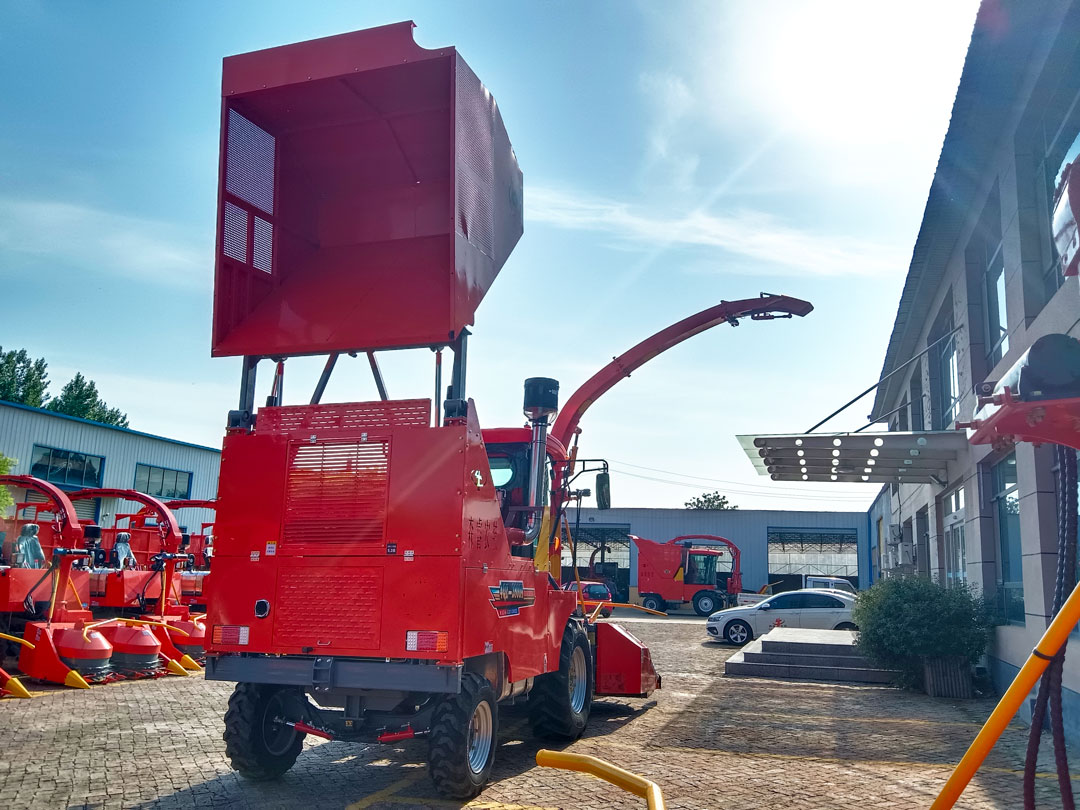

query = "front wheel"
[641,594,664,612]
[693,591,719,617]
[724,620,753,645]
[223,683,306,781]
[428,673,498,799]
[530,623,593,740]
[834,622,858,631]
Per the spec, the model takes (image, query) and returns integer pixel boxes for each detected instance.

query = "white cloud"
[0,197,209,289]
[526,185,904,277]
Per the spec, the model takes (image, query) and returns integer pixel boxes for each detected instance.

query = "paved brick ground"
[1,616,1076,809]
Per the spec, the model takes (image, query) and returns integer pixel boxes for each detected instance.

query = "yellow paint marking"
[346,773,428,809]
[709,709,992,729]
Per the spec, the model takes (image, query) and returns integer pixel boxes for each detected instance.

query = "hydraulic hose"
[1023,444,1076,810]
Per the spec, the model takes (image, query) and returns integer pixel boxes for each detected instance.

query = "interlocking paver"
[1,616,1076,808]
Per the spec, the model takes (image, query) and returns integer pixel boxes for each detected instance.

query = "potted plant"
[852,576,994,697]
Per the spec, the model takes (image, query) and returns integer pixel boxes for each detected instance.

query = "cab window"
[488,456,514,487]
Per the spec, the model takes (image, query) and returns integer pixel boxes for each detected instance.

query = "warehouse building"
[0,399,219,534]
[566,507,868,603]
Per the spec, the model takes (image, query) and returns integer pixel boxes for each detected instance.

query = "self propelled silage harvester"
[202,22,812,798]
[631,534,744,616]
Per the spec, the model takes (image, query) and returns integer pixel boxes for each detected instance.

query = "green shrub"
[852,576,995,689]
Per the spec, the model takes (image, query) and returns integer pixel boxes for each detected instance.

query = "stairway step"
[741,650,870,668]
[724,654,897,684]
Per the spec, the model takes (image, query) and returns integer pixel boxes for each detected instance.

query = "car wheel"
[641,595,664,612]
[834,622,858,631]
[724,620,752,645]
[692,591,718,617]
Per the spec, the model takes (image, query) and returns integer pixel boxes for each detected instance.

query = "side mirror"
[596,472,611,510]
[758,603,771,611]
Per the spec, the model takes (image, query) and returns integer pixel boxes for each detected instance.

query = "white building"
[0,399,219,533]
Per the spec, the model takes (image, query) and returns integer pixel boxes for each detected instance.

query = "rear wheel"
[724,620,752,645]
[834,622,858,631]
[641,594,664,612]
[530,623,593,740]
[429,673,498,799]
[223,683,306,781]
[693,591,719,616]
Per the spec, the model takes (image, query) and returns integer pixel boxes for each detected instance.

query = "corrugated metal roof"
[0,399,220,453]
[871,1,1053,418]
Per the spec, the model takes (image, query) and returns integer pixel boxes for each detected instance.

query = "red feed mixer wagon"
[203,22,812,797]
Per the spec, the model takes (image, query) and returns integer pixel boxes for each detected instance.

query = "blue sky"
[0,1,979,510]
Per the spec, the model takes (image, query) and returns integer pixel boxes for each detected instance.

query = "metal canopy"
[737,431,968,485]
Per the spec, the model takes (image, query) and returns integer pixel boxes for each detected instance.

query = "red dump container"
[212,22,524,357]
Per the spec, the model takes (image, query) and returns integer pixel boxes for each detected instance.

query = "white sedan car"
[706,588,857,645]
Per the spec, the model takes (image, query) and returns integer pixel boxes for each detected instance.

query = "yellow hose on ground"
[536,750,665,809]
[931,578,1080,808]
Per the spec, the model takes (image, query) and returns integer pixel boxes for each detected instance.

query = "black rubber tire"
[428,672,498,800]
[529,623,593,741]
[724,619,753,645]
[693,591,720,617]
[641,594,664,612]
[834,622,858,631]
[223,683,305,781]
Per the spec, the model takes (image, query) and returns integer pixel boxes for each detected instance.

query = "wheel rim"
[568,645,588,714]
[699,596,714,613]
[261,691,298,756]
[728,623,748,644]
[467,700,493,774]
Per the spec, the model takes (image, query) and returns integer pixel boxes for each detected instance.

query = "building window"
[909,360,924,432]
[984,244,1009,367]
[134,463,192,500]
[942,486,966,586]
[992,454,1024,624]
[29,444,104,489]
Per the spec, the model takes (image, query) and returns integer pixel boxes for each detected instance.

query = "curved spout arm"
[550,293,813,448]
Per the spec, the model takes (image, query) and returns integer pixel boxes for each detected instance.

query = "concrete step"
[724,653,897,684]
[759,637,859,657]
[741,650,870,669]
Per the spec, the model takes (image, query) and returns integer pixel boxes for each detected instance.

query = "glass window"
[134,463,193,499]
[985,247,1009,366]
[992,454,1024,624]
[488,457,514,488]
[937,331,960,427]
[765,593,801,610]
[29,444,105,490]
[685,553,718,586]
[943,485,967,587]
[802,594,844,609]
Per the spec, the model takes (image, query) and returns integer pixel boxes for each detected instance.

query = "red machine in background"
[631,534,743,616]
[160,499,215,607]
[203,22,811,799]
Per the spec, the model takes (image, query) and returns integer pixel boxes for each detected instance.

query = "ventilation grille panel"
[455,57,494,258]
[223,201,248,263]
[226,109,275,215]
[284,440,390,545]
[274,567,382,649]
[259,400,431,435]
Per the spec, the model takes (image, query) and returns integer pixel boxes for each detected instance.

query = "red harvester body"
[631,534,744,616]
[202,22,811,799]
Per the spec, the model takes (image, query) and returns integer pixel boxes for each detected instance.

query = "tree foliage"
[852,575,995,689]
[0,455,13,511]
[0,346,49,407]
[684,490,738,510]
[46,373,130,428]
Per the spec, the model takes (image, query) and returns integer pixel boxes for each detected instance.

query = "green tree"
[0,455,13,511]
[684,490,738,510]
[47,373,129,428]
[0,346,49,407]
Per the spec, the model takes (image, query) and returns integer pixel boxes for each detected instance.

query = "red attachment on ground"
[594,622,660,698]
[211,21,523,358]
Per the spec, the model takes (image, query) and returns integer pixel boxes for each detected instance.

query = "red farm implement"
[630,534,744,616]
[203,21,811,798]
[158,499,216,608]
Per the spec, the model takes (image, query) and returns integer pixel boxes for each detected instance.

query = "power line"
[607,458,875,498]
[608,468,875,503]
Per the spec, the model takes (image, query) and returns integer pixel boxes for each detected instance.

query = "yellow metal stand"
[931,578,1080,809]
[536,750,665,809]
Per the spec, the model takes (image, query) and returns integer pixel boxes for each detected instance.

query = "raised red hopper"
[212,21,523,357]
